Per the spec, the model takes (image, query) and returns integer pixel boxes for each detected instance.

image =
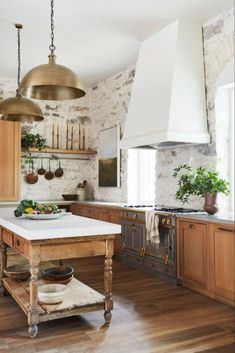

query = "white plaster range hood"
[120,20,210,149]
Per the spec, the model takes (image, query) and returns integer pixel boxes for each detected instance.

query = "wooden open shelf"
[22,147,97,155]
[3,277,105,322]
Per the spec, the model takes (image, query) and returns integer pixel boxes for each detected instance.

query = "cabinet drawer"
[85,207,97,218]
[2,229,13,246]
[13,234,28,255]
[144,257,174,276]
[181,221,206,232]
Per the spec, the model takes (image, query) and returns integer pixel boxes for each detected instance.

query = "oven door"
[145,224,175,265]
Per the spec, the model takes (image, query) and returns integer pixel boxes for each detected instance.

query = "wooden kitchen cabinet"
[71,203,121,255]
[97,208,110,222]
[207,223,235,302]
[178,220,207,288]
[0,121,20,201]
[177,218,235,306]
[70,204,97,219]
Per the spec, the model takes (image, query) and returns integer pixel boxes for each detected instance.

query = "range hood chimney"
[120,20,210,149]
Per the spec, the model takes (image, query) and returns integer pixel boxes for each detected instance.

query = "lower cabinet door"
[212,224,235,301]
[178,221,207,286]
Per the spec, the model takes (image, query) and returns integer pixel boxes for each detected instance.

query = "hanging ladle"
[45,159,54,180]
[55,160,64,178]
[38,158,46,175]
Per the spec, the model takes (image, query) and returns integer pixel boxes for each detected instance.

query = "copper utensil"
[26,160,38,184]
[55,160,63,178]
[45,159,54,180]
[38,158,46,175]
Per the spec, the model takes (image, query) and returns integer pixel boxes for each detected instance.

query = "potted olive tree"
[172,164,230,214]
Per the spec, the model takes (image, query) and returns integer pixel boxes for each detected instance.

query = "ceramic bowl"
[62,194,78,201]
[38,284,68,304]
[4,265,30,281]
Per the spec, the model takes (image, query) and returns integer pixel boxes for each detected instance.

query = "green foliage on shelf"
[172,164,230,203]
[21,133,46,164]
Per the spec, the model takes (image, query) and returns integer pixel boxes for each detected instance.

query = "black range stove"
[154,207,204,214]
[121,204,205,285]
[124,204,204,214]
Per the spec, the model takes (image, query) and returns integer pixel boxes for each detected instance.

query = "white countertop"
[176,212,235,225]
[0,208,121,241]
[74,200,127,208]
[0,200,73,207]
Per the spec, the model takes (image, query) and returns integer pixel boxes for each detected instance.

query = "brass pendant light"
[19,0,85,101]
[0,24,44,122]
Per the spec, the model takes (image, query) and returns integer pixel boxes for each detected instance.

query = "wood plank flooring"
[0,256,234,353]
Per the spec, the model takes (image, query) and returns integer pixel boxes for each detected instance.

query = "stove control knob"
[162,218,166,225]
[133,213,138,219]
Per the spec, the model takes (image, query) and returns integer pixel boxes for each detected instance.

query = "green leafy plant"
[14,200,59,217]
[21,133,46,164]
[172,164,230,203]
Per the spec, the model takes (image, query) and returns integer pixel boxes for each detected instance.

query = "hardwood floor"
[0,256,234,353]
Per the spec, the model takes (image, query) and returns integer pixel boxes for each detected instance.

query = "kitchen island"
[0,209,121,338]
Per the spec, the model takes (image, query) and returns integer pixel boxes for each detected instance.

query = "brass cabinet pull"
[218,227,233,232]
[189,224,195,229]
[15,239,20,246]
[139,247,146,257]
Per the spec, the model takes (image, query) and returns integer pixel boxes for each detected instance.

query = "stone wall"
[0,78,94,201]
[156,7,234,209]
[0,7,234,206]
[86,7,234,208]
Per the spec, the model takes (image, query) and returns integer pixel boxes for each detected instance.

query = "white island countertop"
[0,208,121,241]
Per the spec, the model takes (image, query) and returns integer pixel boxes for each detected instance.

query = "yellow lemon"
[24,207,34,214]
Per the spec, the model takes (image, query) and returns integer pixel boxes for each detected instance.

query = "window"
[228,85,234,212]
[215,83,234,212]
[127,149,156,204]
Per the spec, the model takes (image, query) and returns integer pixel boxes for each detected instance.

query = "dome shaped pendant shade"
[19,54,85,101]
[0,93,44,122]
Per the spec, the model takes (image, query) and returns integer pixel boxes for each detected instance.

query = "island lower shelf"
[3,277,105,322]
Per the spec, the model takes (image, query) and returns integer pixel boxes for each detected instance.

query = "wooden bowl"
[43,275,73,285]
[4,265,30,281]
[62,194,78,201]
[42,266,74,282]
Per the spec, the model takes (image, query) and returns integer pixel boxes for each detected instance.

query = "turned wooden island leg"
[0,241,7,296]
[28,264,40,338]
[104,255,113,325]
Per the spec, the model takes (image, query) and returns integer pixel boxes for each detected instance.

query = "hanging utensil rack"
[21,147,97,161]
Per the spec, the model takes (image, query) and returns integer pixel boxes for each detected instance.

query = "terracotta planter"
[203,192,219,215]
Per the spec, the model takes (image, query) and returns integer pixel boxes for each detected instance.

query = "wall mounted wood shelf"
[22,147,97,156]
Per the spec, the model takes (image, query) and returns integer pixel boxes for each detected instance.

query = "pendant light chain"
[15,23,23,93]
[49,0,56,54]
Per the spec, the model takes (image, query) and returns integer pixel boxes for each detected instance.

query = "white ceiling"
[0,0,233,88]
